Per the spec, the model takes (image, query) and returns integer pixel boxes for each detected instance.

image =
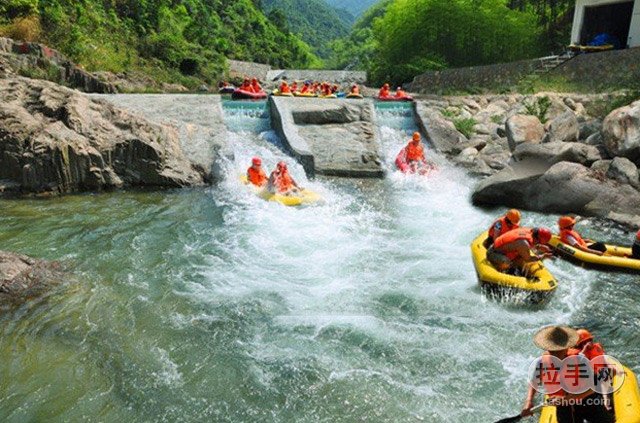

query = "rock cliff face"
[0,37,117,93]
[0,77,207,196]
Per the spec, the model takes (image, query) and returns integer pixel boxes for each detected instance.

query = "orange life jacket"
[247,167,267,187]
[493,228,533,260]
[279,83,291,94]
[291,83,298,92]
[560,229,587,248]
[405,142,425,162]
[488,217,519,241]
[575,343,605,361]
[395,90,407,97]
[251,82,262,93]
[300,85,310,93]
[539,353,568,398]
[274,172,294,193]
[379,88,390,97]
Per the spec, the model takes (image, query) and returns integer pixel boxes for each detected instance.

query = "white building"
[571,0,640,48]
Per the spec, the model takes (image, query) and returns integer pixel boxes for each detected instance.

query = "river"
[0,95,637,422]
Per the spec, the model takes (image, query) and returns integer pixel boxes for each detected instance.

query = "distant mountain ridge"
[262,0,354,58]
[324,0,380,17]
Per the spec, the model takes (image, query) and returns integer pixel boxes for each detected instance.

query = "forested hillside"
[324,0,380,17]
[261,0,354,58]
[0,0,319,87]
[331,0,575,86]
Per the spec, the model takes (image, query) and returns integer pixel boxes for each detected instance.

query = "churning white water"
[0,95,636,423]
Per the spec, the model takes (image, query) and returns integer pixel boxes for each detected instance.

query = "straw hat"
[533,325,579,351]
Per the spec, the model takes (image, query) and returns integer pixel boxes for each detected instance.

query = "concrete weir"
[269,97,384,178]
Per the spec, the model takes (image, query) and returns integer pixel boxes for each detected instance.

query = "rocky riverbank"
[412,92,640,227]
[0,76,209,197]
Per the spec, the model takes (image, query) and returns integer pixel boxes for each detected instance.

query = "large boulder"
[545,111,579,143]
[415,102,466,155]
[505,114,545,152]
[512,142,601,167]
[473,161,640,223]
[606,156,640,189]
[0,251,65,305]
[603,100,640,163]
[0,77,207,196]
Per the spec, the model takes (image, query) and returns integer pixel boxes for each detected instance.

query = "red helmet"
[576,329,594,346]
[534,227,552,244]
[252,157,262,166]
[277,161,287,170]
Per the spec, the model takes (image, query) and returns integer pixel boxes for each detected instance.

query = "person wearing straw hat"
[521,325,614,422]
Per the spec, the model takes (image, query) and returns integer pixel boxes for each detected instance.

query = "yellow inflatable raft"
[471,231,558,303]
[271,90,294,97]
[241,176,322,207]
[293,92,316,98]
[539,366,640,423]
[549,236,640,273]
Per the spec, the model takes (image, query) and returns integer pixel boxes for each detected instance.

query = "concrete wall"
[268,97,316,177]
[572,0,640,47]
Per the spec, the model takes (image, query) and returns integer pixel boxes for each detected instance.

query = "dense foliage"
[0,0,319,86]
[330,0,546,86]
[261,0,354,58]
[324,0,380,17]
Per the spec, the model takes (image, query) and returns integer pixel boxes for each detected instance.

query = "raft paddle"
[494,403,545,423]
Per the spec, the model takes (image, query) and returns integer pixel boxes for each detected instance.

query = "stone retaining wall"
[548,47,640,89]
[408,59,540,94]
[228,59,272,81]
[409,47,640,94]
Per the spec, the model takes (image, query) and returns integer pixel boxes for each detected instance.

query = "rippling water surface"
[0,96,638,422]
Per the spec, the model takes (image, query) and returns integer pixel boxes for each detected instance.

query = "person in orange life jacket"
[486,209,521,246]
[247,157,268,187]
[279,80,291,94]
[568,329,613,411]
[631,230,640,259]
[350,84,360,95]
[568,329,605,360]
[300,81,311,94]
[487,227,553,273]
[331,84,339,94]
[400,132,429,172]
[558,216,607,255]
[267,161,300,195]
[321,82,332,96]
[395,86,407,98]
[240,78,251,91]
[521,326,614,423]
[379,83,390,98]
[291,81,298,93]
[250,78,262,93]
